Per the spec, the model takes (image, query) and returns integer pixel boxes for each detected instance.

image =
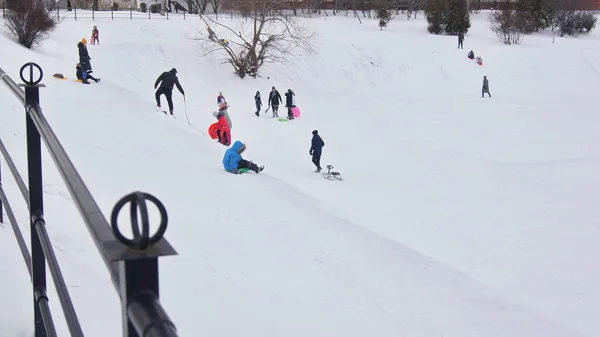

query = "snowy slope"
[1,10,599,337]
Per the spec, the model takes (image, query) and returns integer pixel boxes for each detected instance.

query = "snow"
[1,9,599,337]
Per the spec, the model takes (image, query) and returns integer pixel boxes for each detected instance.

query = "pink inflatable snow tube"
[292,106,301,118]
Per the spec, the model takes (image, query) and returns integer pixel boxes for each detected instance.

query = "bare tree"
[489,1,524,45]
[5,0,57,49]
[406,0,425,20]
[198,0,316,78]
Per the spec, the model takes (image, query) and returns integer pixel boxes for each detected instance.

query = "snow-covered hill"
[1,10,599,337]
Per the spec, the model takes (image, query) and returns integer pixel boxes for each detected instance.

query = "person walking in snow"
[254,91,262,117]
[217,92,225,105]
[223,141,264,174]
[77,38,93,84]
[285,89,295,120]
[482,75,491,98]
[309,130,325,173]
[76,63,100,84]
[91,26,100,45]
[268,86,282,117]
[154,68,185,116]
[458,32,464,49]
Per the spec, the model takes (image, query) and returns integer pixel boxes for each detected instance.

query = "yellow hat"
[82,37,87,44]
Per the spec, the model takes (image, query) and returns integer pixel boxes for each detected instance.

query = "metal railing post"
[111,192,177,337]
[20,63,49,337]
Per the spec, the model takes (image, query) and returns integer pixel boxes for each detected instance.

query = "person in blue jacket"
[223,141,265,174]
[309,130,325,172]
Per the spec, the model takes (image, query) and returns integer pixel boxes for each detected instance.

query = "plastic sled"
[322,165,343,181]
[278,117,289,122]
[208,123,219,139]
[53,73,67,80]
[291,106,301,118]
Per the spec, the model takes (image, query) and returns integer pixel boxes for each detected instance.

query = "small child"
[91,26,99,45]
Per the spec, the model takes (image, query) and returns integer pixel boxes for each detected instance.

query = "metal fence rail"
[0,63,178,337]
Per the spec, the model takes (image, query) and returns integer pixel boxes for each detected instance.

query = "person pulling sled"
[309,130,325,172]
[223,141,264,174]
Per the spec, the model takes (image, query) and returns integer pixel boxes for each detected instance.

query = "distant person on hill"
[254,90,262,116]
[309,130,325,173]
[217,92,225,105]
[77,38,93,84]
[268,86,282,118]
[67,0,72,11]
[458,32,464,49]
[154,68,185,116]
[285,89,295,120]
[91,26,100,45]
[76,63,100,84]
[482,75,491,98]
[223,141,264,174]
[467,50,474,59]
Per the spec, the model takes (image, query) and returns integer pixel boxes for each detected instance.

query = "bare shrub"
[489,1,524,45]
[198,0,316,79]
[5,0,57,49]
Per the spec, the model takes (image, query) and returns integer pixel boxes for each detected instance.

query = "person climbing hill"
[254,91,262,116]
[309,130,325,172]
[285,89,295,120]
[223,141,264,174]
[154,68,185,116]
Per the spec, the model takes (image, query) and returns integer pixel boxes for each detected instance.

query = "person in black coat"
[77,38,93,84]
[309,130,325,172]
[254,90,262,116]
[154,68,185,115]
[268,86,282,118]
[284,89,295,120]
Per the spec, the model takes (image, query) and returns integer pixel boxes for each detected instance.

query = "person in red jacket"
[91,26,99,45]
[212,110,231,146]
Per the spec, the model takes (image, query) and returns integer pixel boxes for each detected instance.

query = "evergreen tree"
[425,0,446,34]
[376,7,393,30]
[444,0,471,34]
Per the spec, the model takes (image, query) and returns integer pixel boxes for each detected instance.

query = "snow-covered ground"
[1,9,599,337]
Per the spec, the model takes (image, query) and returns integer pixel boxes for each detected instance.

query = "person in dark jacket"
[467,50,474,59]
[268,86,282,118]
[77,38,93,84]
[285,89,295,120]
[222,141,264,174]
[482,75,491,98]
[254,91,262,116]
[309,130,325,172]
[154,68,185,115]
[458,32,464,49]
[76,63,100,84]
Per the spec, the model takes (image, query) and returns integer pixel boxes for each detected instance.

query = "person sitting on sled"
[75,63,100,84]
[476,56,483,65]
[212,109,231,146]
[223,141,264,174]
[467,50,474,59]
[207,27,216,41]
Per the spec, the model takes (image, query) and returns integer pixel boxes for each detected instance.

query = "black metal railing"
[0,63,178,337]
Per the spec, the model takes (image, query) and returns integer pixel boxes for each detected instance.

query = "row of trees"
[420,0,597,44]
[489,0,597,44]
